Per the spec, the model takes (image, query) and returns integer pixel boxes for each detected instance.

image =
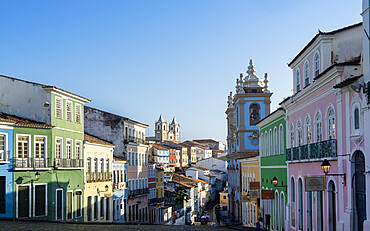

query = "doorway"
[328,180,336,231]
[17,185,30,218]
[306,191,313,231]
[353,151,366,231]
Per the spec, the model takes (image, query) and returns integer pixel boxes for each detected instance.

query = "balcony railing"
[86,172,112,182]
[286,139,337,162]
[14,157,53,168]
[128,188,149,198]
[0,151,9,162]
[55,158,83,168]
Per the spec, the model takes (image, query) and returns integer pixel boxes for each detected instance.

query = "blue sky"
[0,0,362,143]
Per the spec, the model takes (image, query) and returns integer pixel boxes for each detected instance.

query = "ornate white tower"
[155,114,167,142]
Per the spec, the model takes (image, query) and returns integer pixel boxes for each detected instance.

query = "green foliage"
[174,185,189,205]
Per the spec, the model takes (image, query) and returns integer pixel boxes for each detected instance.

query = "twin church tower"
[155,115,181,143]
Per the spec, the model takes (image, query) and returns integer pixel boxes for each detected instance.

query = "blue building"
[225,59,272,223]
[113,157,128,223]
[0,118,14,218]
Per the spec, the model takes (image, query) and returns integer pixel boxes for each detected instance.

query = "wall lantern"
[321,159,346,186]
[351,81,370,104]
[35,171,41,180]
[271,176,287,190]
[246,192,251,201]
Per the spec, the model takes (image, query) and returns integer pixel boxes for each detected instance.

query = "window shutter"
[66,101,72,121]
[56,97,63,119]
[75,104,81,123]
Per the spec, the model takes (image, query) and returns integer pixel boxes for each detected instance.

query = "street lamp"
[271,177,287,190]
[35,171,40,180]
[321,159,346,186]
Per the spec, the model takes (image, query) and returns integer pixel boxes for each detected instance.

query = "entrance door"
[306,191,313,231]
[18,185,30,218]
[328,180,336,231]
[280,193,285,231]
[275,192,279,230]
[354,151,366,231]
[298,179,303,230]
[56,189,63,220]
[0,177,5,214]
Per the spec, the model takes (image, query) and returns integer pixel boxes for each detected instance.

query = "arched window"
[265,132,268,156]
[305,115,311,144]
[279,125,284,154]
[296,69,301,92]
[269,129,272,155]
[354,107,360,130]
[290,123,295,148]
[315,112,322,142]
[291,177,296,227]
[327,107,335,139]
[260,134,264,157]
[274,127,278,155]
[296,120,302,146]
[304,61,310,87]
[314,53,320,77]
[157,124,160,130]
[250,103,261,125]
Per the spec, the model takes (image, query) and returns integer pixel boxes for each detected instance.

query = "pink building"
[281,23,363,231]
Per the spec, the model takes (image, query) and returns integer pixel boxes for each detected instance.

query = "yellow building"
[84,133,115,222]
[219,190,229,212]
[240,157,260,228]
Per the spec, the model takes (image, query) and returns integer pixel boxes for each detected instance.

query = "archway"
[280,192,285,231]
[328,180,336,231]
[353,151,366,231]
[298,179,303,230]
[275,191,279,230]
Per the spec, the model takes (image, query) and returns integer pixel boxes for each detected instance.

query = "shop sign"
[305,175,325,191]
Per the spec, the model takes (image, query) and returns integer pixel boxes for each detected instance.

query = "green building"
[256,107,287,230]
[0,76,90,221]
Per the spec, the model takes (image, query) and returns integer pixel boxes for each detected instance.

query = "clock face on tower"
[248,132,259,146]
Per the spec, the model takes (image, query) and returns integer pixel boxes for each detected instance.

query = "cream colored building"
[84,133,115,222]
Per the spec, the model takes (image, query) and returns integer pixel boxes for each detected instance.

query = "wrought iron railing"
[128,188,149,198]
[86,172,112,182]
[0,151,9,162]
[55,158,83,168]
[14,157,53,168]
[286,139,337,162]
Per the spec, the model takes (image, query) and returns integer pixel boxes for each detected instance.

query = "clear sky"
[0,0,362,143]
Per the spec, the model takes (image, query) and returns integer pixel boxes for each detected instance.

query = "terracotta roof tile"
[0,112,53,128]
[84,133,116,146]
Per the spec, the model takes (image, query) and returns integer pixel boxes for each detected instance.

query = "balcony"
[113,182,126,190]
[55,158,83,169]
[149,197,164,204]
[286,139,337,162]
[86,172,112,182]
[128,188,149,198]
[14,157,52,169]
[0,151,9,162]
[126,136,145,145]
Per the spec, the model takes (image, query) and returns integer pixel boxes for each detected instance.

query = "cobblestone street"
[0,220,233,231]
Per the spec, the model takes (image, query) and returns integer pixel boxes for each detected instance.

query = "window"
[106,159,109,173]
[55,97,63,119]
[269,130,272,155]
[260,134,264,157]
[274,127,278,155]
[75,104,81,123]
[296,120,302,146]
[279,125,284,154]
[94,158,98,173]
[67,191,73,220]
[17,136,29,167]
[264,132,268,156]
[304,61,310,87]
[66,100,72,121]
[354,107,360,130]
[66,139,72,164]
[75,141,81,160]
[315,112,322,142]
[34,184,46,216]
[296,69,301,92]
[55,138,62,160]
[305,116,311,144]
[100,159,104,173]
[250,103,261,125]
[76,191,82,217]
[290,123,294,148]
[314,53,320,77]
[327,107,335,139]
[0,134,5,159]
[35,137,46,167]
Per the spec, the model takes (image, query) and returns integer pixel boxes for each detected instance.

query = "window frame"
[304,61,310,87]
[65,100,73,121]
[55,96,63,119]
[296,69,301,93]
[75,103,81,123]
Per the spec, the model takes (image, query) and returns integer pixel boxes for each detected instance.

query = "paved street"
[0,220,233,231]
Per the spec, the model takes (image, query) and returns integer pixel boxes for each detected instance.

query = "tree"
[174,185,189,205]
